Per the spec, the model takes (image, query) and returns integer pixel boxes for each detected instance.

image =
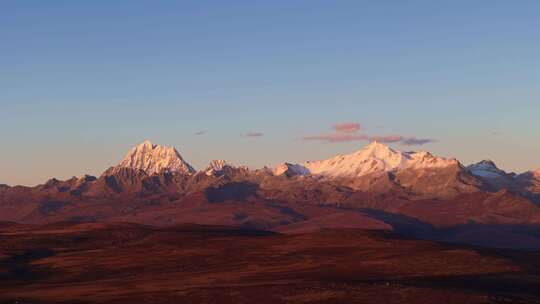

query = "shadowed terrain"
[1,222,540,304]
[2,142,540,303]
[3,141,540,251]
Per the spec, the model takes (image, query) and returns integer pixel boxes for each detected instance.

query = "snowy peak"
[477,160,497,167]
[273,163,310,177]
[205,160,232,176]
[353,141,406,169]
[357,141,399,158]
[467,160,507,178]
[115,140,195,175]
[469,160,498,171]
[300,142,458,178]
[406,151,459,169]
[206,160,229,171]
[204,160,248,177]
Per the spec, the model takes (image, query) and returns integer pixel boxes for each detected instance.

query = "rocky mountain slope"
[1,140,540,249]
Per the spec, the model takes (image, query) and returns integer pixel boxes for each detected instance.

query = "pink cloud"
[301,133,434,145]
[302,134,407,144]
[332,122,361,133]
[368,135,403,143]
[302,134,369,143]
[300,123,435,146]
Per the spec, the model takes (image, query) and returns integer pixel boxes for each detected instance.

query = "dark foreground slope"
[1,222,540,304]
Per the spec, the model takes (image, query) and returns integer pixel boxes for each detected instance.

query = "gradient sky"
[1,1,539,186]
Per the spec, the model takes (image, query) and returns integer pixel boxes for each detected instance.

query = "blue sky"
[1,1,539,185]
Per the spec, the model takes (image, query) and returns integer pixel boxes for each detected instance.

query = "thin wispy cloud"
[242,132,264,138]
[300,122,435,146]
[368,135,403,143]
[400,137,436,146]
[194,131,206,136]
[301,134,407,144]
[332,122,361,133]
[302,134,368,143]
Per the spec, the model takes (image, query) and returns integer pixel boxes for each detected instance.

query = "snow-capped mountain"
[111,140,195,175]
[3,139,540,250]
[293,141,459,178]
[273,163,310,177]
[467,160,519,191]
[467,160,509,178]
[205,160,229,175]
[204,160,233,176]
[516,169,540,194]
[204,160,251,177]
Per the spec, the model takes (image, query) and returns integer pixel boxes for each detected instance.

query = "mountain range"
[1,140,540,249]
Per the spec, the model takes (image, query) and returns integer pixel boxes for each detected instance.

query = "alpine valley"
[4,140,540,303]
